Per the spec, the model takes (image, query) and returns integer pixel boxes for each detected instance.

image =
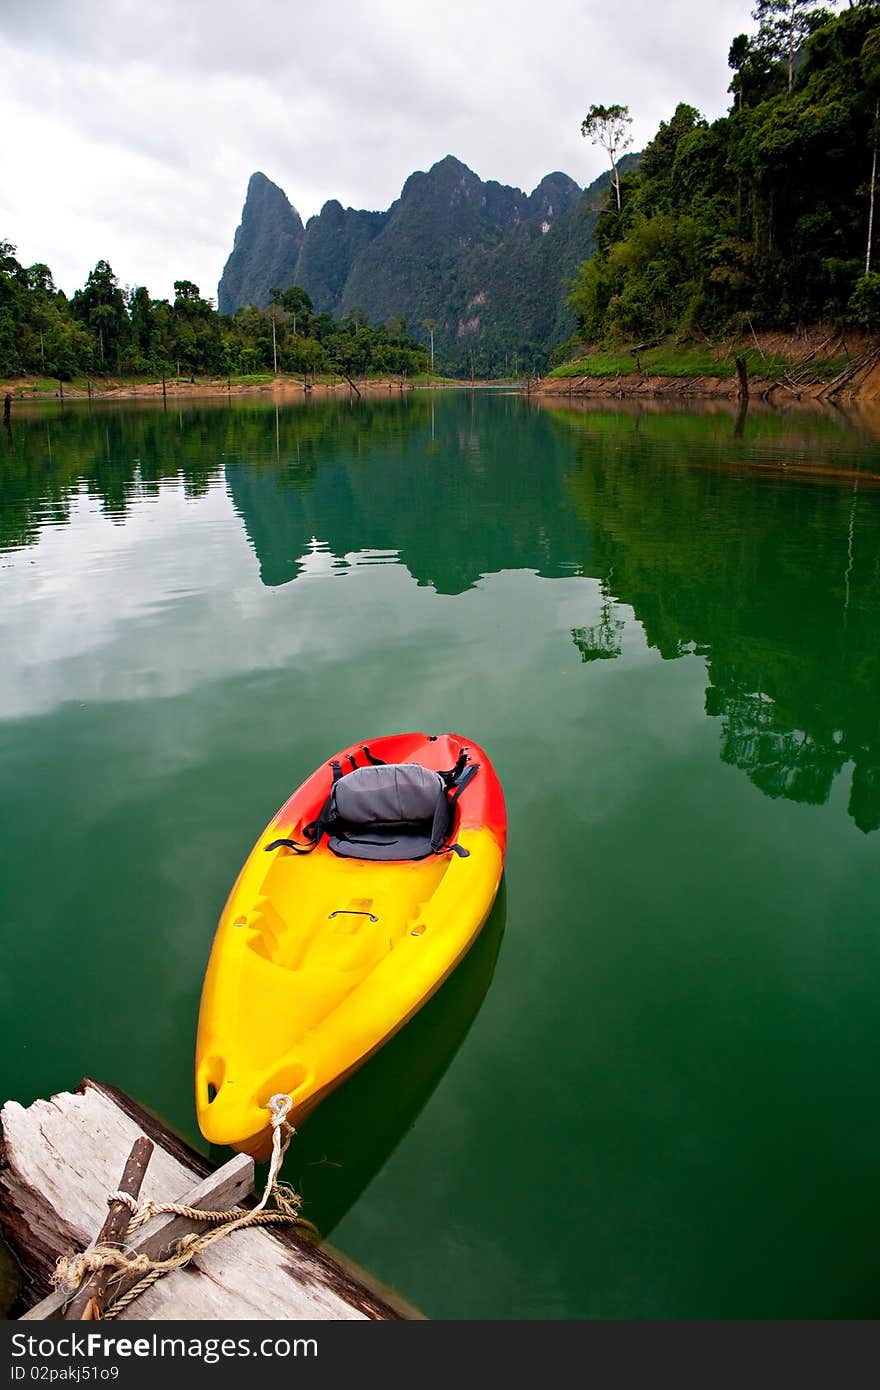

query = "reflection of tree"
[850,762,880,835]
[572,574,625,661]
[556,404,880,834]
[0,404,229,548]
[706,685,846,805]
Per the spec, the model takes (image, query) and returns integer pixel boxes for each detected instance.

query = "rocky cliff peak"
[217,173,305,315]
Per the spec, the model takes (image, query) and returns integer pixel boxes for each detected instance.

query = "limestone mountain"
[217,172,305,316]
[294,201,387,315]
[217,156,619,373]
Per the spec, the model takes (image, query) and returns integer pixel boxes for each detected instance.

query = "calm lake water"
[1,389,879,1319]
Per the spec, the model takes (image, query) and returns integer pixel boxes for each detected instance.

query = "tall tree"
[581,103,633,210]
[265,290,287,374]
[728,31,779,107]
[862,26,880,274]
[71,260,128,369]
[127,286,154,358]
[421,317,438,372]
[171,280,221,376]
[278,285,313,335]
[752,1,839,93]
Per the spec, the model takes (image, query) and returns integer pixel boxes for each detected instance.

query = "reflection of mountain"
[280,886,506,1237]
[556,407,880,833]
[226,394,591,594]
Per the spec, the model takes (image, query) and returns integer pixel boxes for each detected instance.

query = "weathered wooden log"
[23,1153,254,1321]
[63,1136,154,1320]
[340,371,361,398]
[819,345,880,399]
[1,1080,413,1320]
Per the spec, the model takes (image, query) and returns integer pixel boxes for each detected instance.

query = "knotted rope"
[52,1095,316,1319]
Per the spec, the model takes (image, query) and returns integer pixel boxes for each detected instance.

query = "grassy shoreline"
[548,344,850,383]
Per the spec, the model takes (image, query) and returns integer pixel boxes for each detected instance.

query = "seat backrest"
[331,763,446,829]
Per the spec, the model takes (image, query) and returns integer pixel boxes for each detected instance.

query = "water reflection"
[223,396,588,593]
[572,574,625,661]
[2,394,879,831]
[555,405,880,833]
[0,403,222,551]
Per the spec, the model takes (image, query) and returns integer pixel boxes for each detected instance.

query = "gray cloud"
[1,0,755,303]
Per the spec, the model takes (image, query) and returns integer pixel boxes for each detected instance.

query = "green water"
[1,391,879,1320]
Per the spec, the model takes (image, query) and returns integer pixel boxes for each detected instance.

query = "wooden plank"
[1,1082,406,1320]
[21,1153,254,1321]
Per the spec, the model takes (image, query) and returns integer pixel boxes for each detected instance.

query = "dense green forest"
[0,251,428,384]
[568,1,880,347]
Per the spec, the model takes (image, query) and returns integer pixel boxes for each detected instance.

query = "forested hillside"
[568,2,880,346]
[330,159,588,376]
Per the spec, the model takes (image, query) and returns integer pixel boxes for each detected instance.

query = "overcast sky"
[1,0,756,305]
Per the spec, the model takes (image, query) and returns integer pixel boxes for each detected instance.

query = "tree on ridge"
[581,103,633,211]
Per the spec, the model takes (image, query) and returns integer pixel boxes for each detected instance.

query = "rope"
[51,1094,317,1319]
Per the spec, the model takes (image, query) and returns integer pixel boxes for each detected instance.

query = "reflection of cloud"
[1,483,257,719]
[1,480,586,723]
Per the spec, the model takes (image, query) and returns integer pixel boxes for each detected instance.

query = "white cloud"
[0,0,755,303]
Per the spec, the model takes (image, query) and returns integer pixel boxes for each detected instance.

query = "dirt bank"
[535,329,880,405]
[0,375,427,405]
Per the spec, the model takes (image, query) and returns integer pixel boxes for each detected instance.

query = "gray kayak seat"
[329,763,452,861]
[264,748,479,861]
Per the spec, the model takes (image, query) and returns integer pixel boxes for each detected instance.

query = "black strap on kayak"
[265,833,317,854]
[441,747,469,787]
[450,761,479,805]
[431,762,479,857]
[346,753,358,771]
[265,813,325,854]
[265,761,342,854]
[361,745,386,765]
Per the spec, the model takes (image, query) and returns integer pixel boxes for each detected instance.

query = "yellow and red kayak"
[195,732,506,1159]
